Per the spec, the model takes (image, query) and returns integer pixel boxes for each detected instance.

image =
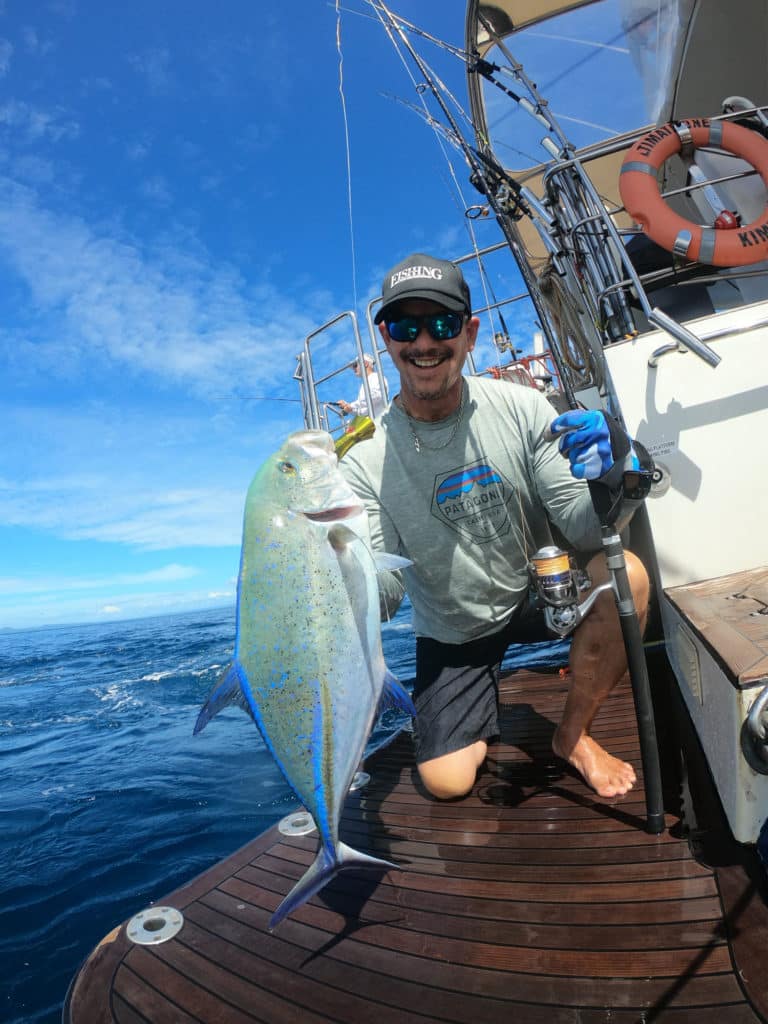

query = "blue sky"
[1,0,540,630]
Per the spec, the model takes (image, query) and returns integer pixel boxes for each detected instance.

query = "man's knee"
[584,550,649,613]
[417,742,486,800]
[624,550,650,613]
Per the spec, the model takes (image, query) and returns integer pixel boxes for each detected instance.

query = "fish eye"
[277,460,297,475]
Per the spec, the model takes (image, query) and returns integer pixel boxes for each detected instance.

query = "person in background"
[337,353,386,419]
[341,252,653,802]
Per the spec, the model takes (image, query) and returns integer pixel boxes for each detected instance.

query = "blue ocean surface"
[0,603,568,1024]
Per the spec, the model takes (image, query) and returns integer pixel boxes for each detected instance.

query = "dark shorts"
[413,600,552,764]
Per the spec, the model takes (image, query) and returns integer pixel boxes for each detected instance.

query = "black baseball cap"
[374,253,472,324]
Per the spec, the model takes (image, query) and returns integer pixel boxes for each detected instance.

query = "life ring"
[619,118,768,267]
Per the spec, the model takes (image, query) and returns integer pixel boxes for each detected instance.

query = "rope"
[538,259,604,390]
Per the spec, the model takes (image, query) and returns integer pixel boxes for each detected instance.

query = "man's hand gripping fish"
[194,430,414,930]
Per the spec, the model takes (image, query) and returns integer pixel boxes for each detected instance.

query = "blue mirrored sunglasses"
[386,311,465,343]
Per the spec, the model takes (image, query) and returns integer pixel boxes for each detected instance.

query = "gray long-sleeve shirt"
[341,376,606,644]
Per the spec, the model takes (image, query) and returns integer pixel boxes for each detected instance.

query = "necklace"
[400,384,466,454]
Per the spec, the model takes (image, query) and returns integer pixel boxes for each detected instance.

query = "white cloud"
[126,139,150,161]
[0,399,300,554]
[140,174,172,205]
[80,75,113,95]
[22,26,54,56]
[0,100,79,142]
[0,586,235,630]
[128,48,174,93]
[0,38,12,75]
[0,177,324,397]
[0,564,200,596]
[0,475,245,549]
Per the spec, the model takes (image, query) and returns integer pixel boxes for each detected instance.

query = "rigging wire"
[335,0,359,314]
[210,396,303,403]
[365,0,509,365]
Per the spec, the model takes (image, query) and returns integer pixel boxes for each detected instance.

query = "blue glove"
[549,410,640,482]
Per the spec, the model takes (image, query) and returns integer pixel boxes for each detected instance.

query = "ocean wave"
[90,683,144,711]
[0,601,564,1024]
[138,662,224,683]
[382,620,414,633]
[138,669,177,682]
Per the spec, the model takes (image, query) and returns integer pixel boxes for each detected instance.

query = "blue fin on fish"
[269,839,398,931]
[193,662,253,735]
[379,668,416,717]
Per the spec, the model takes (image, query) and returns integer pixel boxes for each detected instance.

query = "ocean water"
[0,603,568,1024]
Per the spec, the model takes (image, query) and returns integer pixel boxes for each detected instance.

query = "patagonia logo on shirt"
[436,464,503,505]
[431,460,512,542]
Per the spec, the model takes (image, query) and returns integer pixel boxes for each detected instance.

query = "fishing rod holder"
[528,546,613,638]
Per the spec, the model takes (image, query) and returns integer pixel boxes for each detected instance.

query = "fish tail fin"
[193,662,247,735]
[268,841,398,931]
[379,668,417,717]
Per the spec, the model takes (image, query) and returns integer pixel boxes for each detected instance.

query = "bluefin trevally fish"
[194,429,414,930]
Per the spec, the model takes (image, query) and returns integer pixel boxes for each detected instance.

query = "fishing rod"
[369,4,664,832]
[368,0,580,406]
[369,1,523,215]
[465,8,664,831]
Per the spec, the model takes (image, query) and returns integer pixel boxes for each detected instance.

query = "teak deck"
[64,668,768,1024]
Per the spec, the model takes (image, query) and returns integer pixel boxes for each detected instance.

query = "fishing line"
[335,0,359,314]
[366,1,507,353]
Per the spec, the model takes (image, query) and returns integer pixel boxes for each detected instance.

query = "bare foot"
[552,730,636,798]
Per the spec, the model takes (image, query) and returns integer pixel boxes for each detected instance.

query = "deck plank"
[64,669,767,1023]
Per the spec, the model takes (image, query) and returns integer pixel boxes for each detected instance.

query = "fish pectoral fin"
[268,841,399,931]
[327,525,411,574]
[326,522,359,553]
[378,668,417,717]
[193,662,250,735]
[374,552,412,573]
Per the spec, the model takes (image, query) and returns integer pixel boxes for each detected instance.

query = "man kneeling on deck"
[341,253,652,801]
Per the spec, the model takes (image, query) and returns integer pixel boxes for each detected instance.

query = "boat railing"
[297,240,567,432]
[529,107,768,374]
[295,92,768,433]
[361,239,526,380]
[293,309,390,437]
[475,349,563,395]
